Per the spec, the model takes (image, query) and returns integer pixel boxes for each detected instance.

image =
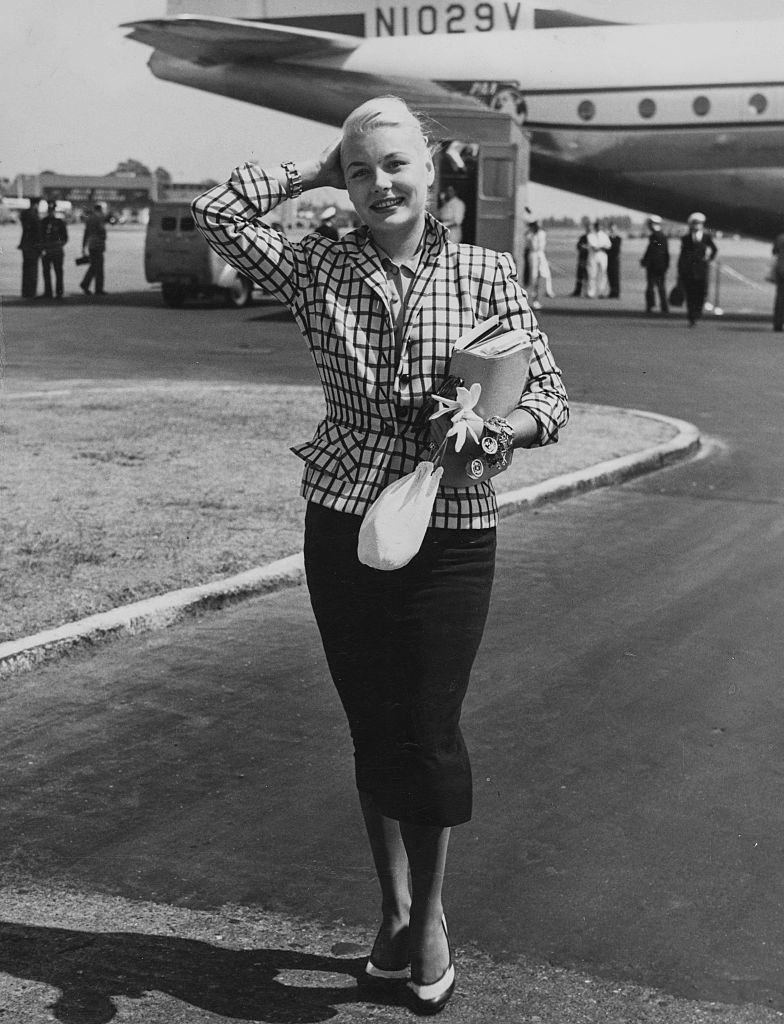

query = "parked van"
[144,200,255,307]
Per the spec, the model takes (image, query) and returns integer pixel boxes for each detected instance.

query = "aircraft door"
[474,142,518,253]
[436,143,478,245]
[435,141,522,254]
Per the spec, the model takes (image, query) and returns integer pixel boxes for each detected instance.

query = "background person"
[677,212,718,326]
[18,198,42,299]
[80,202,108,295]
[585,219,611,298]
[192,95,568,1015]
[771,231,784,332]
[436,184,466,243]
[641,215,670,314]
[526,219,555,309]
[607,222,622,298]
[570,218,590,296]
[316,204,340,241]
[40,200,69,299]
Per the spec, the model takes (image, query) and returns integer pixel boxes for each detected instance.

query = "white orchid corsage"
[429,382,484,453]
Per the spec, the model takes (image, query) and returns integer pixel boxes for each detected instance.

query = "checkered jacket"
[192,164,568,529]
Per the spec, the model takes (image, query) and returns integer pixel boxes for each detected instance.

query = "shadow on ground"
[1,292,288,317]
[0,919,399,1024]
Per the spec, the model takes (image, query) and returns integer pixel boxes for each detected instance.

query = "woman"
[192,96,568,1014]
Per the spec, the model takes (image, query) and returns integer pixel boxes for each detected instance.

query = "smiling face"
[341,121,434,246]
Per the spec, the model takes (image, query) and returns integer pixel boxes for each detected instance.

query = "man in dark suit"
[677,212,718,326]
[40,200,69,299]
[80,203,108,295]
[772,231,784,332]
[18,198,42,299]
[570,217,590,296]
[607,222,622,297]
[640,215,670,314]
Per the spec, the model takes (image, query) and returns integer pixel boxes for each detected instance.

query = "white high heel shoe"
[364,959,410,982]
[407,916,455,1015]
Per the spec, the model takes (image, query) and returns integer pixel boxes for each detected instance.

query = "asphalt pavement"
[2,233,784,1023]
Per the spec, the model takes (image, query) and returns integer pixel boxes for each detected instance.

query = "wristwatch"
[482,416,515,469]
[280,160,302,199]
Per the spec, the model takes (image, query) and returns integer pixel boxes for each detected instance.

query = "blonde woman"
[192,96,568,1014]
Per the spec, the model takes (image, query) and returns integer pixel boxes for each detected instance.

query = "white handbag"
[357,461,444,571]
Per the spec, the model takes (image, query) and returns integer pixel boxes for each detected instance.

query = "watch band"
[280,160,302,199]
[483,416,514,469]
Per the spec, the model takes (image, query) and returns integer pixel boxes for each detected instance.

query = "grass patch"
[1,383,676,641]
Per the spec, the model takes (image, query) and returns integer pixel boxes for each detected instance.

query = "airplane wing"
[123,15,509,132]
[121,15,360,66]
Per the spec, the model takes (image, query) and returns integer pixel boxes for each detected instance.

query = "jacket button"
[399,373,410,385]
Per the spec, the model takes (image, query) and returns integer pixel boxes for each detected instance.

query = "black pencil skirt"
[304,501,496,827]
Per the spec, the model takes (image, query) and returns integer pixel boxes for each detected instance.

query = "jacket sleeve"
[490,252,569,447]
[191,163,311,306]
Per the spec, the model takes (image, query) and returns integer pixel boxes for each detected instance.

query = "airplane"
[123,3,784,239]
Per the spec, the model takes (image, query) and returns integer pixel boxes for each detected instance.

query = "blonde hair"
[341,96,433,155]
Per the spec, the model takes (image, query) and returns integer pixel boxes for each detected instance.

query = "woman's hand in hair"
[300,137,345,192]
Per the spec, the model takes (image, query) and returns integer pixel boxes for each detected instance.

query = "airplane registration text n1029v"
[373,2,528,36]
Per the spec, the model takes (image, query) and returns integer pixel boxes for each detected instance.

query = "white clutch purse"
[357,461,444,571]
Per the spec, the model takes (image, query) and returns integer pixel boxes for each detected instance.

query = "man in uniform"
[437,185,466,243]
[18,198,42,299]
[677,212,718,327]
[80,202,108,295]
[40,200,69,299]
[640,215,670,315]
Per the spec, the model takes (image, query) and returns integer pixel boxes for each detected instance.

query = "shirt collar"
[372,238,422,276]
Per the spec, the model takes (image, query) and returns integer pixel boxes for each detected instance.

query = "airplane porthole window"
[577,100,595,121]
[749,93,768,114]
[693,95,710,116]
[638,98,656,119]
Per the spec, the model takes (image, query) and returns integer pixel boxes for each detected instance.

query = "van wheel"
[162,284,186,307]
[224,276,253,308]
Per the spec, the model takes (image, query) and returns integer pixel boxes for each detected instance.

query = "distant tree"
[154,166,172,186]
[110,158,152,177]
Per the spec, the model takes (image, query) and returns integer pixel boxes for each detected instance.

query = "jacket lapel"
[396,215,448,367]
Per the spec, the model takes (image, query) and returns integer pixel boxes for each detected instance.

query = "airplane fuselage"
[130,11,784,237]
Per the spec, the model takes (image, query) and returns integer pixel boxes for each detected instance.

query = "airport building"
[5,173,235,224]
[11,172,159,222]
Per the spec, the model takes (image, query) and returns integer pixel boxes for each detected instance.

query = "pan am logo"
[444,81,528,126]
[487,84,528,126]
[374,3,529,36]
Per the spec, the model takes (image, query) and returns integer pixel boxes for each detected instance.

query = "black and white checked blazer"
[192,164,568,529]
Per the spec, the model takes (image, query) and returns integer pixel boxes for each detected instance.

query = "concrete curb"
[0,409,700,677]
[497,407,701,516]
